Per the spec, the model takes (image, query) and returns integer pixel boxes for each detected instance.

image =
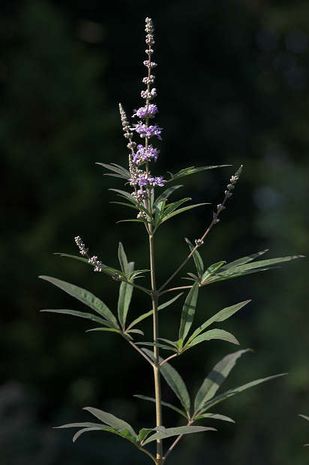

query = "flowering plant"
[40,18,302,465]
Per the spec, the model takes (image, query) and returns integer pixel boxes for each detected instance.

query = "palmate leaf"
[142,425,216,445]
[178,283,199,342]
[166,164,231,182]
[39,276,119,328]
[186,300,250,346]
[194,350,250,414]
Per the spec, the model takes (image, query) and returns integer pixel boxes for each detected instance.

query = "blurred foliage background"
[0,1,308,464]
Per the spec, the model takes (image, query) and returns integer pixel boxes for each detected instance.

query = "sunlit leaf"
[166,164,231,182]
[178,283,199,342]
[194,350,250,413]
[142,425,216,445]
[186,329,239,351]
[195,412,235,423]
[39,276,119,328]
[83,407,137,437]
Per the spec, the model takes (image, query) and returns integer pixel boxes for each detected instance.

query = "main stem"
[149,231,163,464]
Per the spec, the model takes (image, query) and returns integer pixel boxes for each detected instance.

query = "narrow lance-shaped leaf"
[201,374,286,412]
[194,349,250,414]
[143,349,191,415]
[54,253,121,277]
[134,395,187,418]
[185,238,204,278]
[126,293,183,331]
[196,413,235,423]
[118,261,134,328]
[166,164,231,182]
[41,309,114,328]
[142,425,216,445]
[186,329,239,351]
[83,407,137,437]
[178,283,199,342]
[39,276,119,328]
[187,300,250,345]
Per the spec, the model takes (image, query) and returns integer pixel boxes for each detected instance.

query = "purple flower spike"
[132,144,159,165]
[133,104,158,119]
[134,122,162,140]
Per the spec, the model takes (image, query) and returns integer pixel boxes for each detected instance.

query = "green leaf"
[41,309,112,327]
[83,407,137,437]
[136,341,176,352]
[186,329,239,350]
[142,425,216,445]
[201,261,226,283]
[178,283,199,342]
[86,327,122,334]
[202,374,286,412]
[39,276,119,328]
[167,165,231,182]
[96,162,130,180]
[221,250,269,269]
[160,203,208,225]
[185,238,204,278]
[194,350,249,413]
[126,293,183,331]
[137,428,154,443]
[195,413,235,423]
[134,395,187,418]
[205,254,304,285]
[72,427,109,442]
[160,361,191,414]
[187,300,250,345]
[154,185,183,208]
[55,253,120,277]
[300,414,309,422]
[118,242,129,274]
[118,280,134,328]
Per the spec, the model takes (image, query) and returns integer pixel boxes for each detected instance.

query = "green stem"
[149,231,163,464]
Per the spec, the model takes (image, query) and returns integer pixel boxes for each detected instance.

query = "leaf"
[300,414,309,422]
[126,293,183,331]
[55,253,120,277]
[134,395,187,418]
[39,276,119,328]
[96,162,130,180]
[185,238,204,278]
[194,350,250,413]
[160,361,191,414]
[178,283,199,342]
[83,407,137,437]
[187,300,250,345]
[201,374,287,412]
[196,413,235,423]
[136,341,176,352]
[154,185,183,207]
[118,280,134,328]
[167,164,231,182]
[126,328,144,336]
[118,242,129,274]
[142,425,216,445]
[205,254,304,285]
[201,261,226,283]
[137,428,154,443]
[41,309,113,327]
[72,427,109,442]
[186,329,239,350]
[86,327,122,334]
[160,203,209,225]
[221,250,269,269]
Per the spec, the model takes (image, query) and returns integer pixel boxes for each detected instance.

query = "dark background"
[0,1,308,464]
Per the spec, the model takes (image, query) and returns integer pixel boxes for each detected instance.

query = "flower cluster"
[119,17,165,202]
[75,236,104,272]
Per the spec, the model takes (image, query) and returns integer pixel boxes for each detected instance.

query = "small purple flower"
[132,144,159,165]
[134,122,162,140]
[152,176,165,187]
[129,171,165,188]
[133,104,158,119]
